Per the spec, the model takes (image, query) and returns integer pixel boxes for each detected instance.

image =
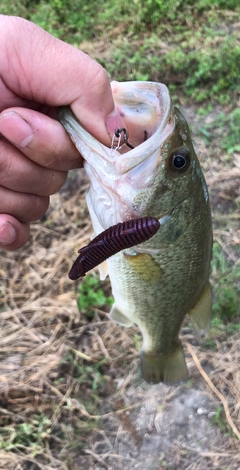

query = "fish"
[58,81,213,384]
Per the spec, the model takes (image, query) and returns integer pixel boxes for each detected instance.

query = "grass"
[217,109,240,155]
[1,0,240,103]
[59,351,108,393]
[211,406,233,437]
[212,242,240,324]
[0,415,52,453]
[198,108,240,155]
[77,274,113,321]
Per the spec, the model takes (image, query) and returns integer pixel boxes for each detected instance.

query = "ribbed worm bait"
[69,217,160,280]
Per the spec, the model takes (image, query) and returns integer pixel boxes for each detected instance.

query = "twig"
[83,400,146,420]
[92,331,111,359]
[71,348,98,363]
[84,449,111,469]
[186,342,240,440]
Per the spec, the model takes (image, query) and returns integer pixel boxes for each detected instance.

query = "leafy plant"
[31,0,103,43]
[99,29,240,103]
[212,242,240,324]
[200,338,217,351]
[128,0,183,29]
[0,415,52,453]
[77,274,113,320]
[190,0,238,10]
[211,406,232,436]
[216,109,240,154]
[60,352,108,393]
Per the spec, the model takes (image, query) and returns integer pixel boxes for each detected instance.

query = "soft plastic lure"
[69,217,160,280]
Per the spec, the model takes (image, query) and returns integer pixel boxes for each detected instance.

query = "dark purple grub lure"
[69,217,160,280]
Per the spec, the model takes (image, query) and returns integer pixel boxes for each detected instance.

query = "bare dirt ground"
[0,103,239,470]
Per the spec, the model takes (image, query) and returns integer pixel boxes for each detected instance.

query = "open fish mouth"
[58,81,179,229]
[110,81,173,156]
[58,81,176,220]
[58,81,174,172]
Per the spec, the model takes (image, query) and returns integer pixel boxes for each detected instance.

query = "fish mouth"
[110,81,175,174]
[57,82,176,227]
[58,81,174,175]
[111,80,172,151]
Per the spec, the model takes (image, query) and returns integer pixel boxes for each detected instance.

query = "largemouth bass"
[58,81,212,384]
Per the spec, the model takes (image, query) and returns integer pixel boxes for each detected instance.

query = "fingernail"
[0,111,33,148]
[106,108,126,137]
[0,222,17,245]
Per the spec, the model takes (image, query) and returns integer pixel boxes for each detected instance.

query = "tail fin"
[141,344,188,384]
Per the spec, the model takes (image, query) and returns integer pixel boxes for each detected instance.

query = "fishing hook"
[111,128,135,151]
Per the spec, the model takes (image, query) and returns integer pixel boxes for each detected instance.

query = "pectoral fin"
[188,281,212,332]
[109,305,133,327]
[98,260,109,280]
[141,343,188,384]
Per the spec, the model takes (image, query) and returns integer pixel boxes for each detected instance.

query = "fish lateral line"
[68,216,160,280]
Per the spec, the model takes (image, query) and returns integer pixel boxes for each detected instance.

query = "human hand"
[0,15,124,251]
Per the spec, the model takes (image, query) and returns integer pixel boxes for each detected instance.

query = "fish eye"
[169,147,191,174]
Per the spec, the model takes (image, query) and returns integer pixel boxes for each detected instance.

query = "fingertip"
[0,216,30,251]
[0,111,33,148]
[0,220,16,245]
[106,109,126,139]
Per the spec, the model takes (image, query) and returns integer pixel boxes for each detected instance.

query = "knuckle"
[0,186,49,223]
[41,170,67,195]
[27,195,49,222]
[0,145,12,184]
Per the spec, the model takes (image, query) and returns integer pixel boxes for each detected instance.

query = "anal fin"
[141,343,188,384]
[109,304,133,327]
[188,281,212,332]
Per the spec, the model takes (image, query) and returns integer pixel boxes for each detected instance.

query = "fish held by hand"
[58,81,213,385]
